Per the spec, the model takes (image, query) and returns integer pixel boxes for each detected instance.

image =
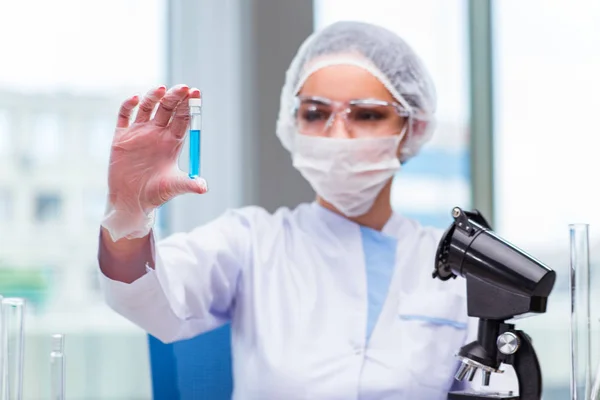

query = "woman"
[99,21,490,399]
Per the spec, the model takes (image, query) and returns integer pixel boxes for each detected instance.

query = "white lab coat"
[100,202,511,399]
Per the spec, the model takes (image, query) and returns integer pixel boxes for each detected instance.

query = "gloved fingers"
[116,95,140,128]
[135,86,166,123]
[154,172,208,205]
[154,84,189,127]
[170,88,200,139]
[170,172,208,196]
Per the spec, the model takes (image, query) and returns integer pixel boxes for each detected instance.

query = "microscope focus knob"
[496,332,520,355]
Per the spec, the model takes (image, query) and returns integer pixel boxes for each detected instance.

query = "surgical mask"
[292,128,405,217]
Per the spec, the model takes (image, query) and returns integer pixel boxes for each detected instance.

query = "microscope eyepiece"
[434,207,556,319]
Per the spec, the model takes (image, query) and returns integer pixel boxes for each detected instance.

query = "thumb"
[167,173,208,197]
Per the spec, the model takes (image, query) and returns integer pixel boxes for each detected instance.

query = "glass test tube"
[592,318,600,400]
[188,97,202,179]
[570,224,592,400]
[50,334,65,400]
[2,298,25,400]
[0,294,5,400]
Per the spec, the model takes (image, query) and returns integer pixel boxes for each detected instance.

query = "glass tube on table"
[188,97,202,179]
[0,294,5,400]
[50,334,65,400]
[570,224,592,400]
[592,318,600,400]
[2,298,25,400]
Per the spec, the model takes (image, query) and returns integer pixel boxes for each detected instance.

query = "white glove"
[101,84,207,242]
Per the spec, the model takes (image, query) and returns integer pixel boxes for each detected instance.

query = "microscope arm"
[498,329,542,400]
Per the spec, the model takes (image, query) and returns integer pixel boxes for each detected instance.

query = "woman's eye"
[302,109,328,122]
[354,110,385,121]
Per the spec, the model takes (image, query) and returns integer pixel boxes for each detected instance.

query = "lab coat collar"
[310,201,406,239]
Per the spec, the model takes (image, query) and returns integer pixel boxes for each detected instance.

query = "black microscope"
[433,207,556,400]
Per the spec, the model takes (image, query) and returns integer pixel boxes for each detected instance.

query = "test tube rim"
[51,333,65,352]
[569,223,590,229]
[1,298,25,307]
[189,98,202,108]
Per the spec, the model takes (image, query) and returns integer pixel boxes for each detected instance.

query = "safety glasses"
[292,95,412,138]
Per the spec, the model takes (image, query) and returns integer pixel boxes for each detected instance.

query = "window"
[0,0,166,398]
[83,189,107,223]
[0,188,12,222]
[34,193,62,223]
[31,113,62,164]
[314,0,471,229]
[493,0,600,395]
[87,118,115,162]
[0,110,10,156]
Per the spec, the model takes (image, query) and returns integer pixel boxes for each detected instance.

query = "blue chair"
[148,324,234,400]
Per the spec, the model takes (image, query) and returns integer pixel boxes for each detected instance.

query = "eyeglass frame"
[291,95,414,137]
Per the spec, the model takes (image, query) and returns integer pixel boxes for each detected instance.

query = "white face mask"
[292,129,405,217]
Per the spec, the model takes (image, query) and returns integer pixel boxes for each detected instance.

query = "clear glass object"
[188,97,202,179]
[0,294,5,400]
[593,319,600,400]
[50,334,65,400]
[1,298,25,400]
[570,224,592,400]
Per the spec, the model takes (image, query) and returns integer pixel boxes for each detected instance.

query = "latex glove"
[101,84,207,242]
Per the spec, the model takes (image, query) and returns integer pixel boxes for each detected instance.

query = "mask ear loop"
[399,114,414,163]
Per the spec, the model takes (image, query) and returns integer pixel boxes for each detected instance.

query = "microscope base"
[448,391,518,399]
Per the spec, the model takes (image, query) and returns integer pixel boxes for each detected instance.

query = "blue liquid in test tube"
[189,97,202,179]
[189,129,201,178]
